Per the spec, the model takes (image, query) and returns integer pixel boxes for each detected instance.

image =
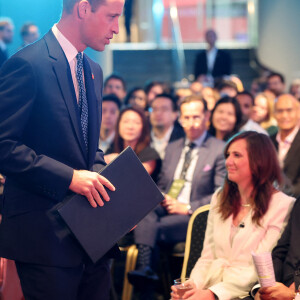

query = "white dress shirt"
[206,47,218,74]
[150,125,174,159]
[173,131,207,204]
[52,24,83,101]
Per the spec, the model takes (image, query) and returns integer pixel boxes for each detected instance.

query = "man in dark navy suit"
[194,29,231,82]
[0,0,124,299]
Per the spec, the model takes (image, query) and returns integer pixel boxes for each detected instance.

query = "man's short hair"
[104,73,126,91]
[102,94,122,109]
[0,18,13,31]
[237,91,254,106]
[151,93,177,112]
[63,0,106,14]
[179,95,208,112]
[268,72,285,84]
[20,22,36,37]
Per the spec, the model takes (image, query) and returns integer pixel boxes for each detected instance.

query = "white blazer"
[190,190,295,300]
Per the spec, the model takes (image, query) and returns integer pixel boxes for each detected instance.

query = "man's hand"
[258,282,295,300]
[161,194,190,215]
[69,170,115,208]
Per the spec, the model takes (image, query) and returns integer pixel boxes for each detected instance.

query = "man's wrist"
[186,204,193,215]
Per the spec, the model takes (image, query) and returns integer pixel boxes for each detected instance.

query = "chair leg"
[122,245,138,300]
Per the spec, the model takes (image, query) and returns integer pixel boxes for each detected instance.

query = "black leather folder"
[57,147,164,263]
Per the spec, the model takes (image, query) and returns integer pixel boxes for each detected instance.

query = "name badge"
[167,179,185,199]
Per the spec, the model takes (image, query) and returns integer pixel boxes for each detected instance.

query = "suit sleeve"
[0,57,74,201]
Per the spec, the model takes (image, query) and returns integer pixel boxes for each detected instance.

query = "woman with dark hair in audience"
[208,96,243,141]
[171,131,295,300]
[105,106,161,181]
[123,87,148,111]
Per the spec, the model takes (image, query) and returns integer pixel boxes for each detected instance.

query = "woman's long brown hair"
[218,131,282,225]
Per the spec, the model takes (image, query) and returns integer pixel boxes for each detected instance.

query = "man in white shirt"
[271,94,300,197]
[103,73,127,102]
[0,0,124,299]
[194,29,232,82]
[149,93,185,159]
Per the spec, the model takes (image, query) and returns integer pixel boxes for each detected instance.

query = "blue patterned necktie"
[76,52,89,151]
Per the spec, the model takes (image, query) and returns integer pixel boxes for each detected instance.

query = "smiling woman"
[105,106,161,181]
[171,131,295,300]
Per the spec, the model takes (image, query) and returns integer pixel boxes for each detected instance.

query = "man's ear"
[77,0,90,19]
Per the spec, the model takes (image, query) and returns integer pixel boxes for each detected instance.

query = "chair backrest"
[181,204,210,278]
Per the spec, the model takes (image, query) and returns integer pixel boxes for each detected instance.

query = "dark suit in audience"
[271,130,300,198]
[194,49,232,80]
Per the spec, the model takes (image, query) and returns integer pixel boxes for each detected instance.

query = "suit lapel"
[168,139,185,184]
[83,55,100,167]
[284,129,300,169]
[44,31,88,161]
[191,134,211,189]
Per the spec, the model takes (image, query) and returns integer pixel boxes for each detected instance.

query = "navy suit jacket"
[0,47,8,69]
[158,134,226,211]
[272,198,300,287]
[271,130,300,198]
[0,30,119,267]
[194,49,231,79]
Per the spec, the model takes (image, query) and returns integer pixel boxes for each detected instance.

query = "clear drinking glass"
[173,278,194,299]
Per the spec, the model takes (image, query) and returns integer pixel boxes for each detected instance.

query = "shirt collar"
[151,125,174,143]
[0,40,6,51]
[52,24,81,63]
[276,126,299,145]
[185,130,207,148]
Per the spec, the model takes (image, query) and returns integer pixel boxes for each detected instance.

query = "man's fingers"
[85,190,97,208]
[98,174,115,191]
[94,179,110,202]
[91,187,104,207]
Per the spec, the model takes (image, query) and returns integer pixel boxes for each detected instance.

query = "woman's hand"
[171,286,215,300]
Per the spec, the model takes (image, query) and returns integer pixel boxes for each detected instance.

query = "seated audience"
[254,198,300,300]
[144,81,170,105]
[251,92,277,136]
[99,94,121,154]
[128,95,226,290]
[271,94,300,198]
[289,78,300,101]
[149,93,185,159]
[103,74,127,102]
[124,87,148,111]
[105,106,161,181]
[236,91,267,134]
[267,72,286,97]
[209,96,243,141]
[171,131,295,300]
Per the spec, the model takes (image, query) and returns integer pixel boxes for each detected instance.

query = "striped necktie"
[76,52,89,151]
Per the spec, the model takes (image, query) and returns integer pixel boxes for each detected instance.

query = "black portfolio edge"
[57,147,164,263]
